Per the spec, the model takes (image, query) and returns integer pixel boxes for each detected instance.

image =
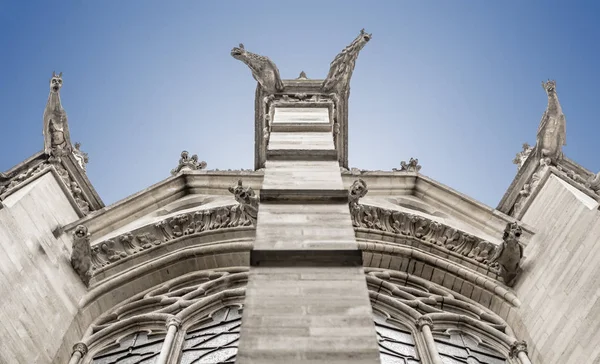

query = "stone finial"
[348,179,368,205]
[394,158,421,172]
[512,143,533,170]
[72,342,88,356]
[43,71,73,161]
[536,79,566,166]
[231,43,284,94]
[229,179,259,223]
[415,316,434,331]
[297,71,308,80]
[510,340,528,357]
[73,142,89,171]
[171,150,207,175]
[322,29,372,97]
[489,222,524,287]
[71,225,92,286]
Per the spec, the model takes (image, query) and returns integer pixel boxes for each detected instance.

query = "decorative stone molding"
[322,29,372,98]
[352,203,502,269]
[513,143,533,170]
[71,342,88,356]
[231,43,284,94]
[536,80,566,166]
[171,150,207,175]
[393,158,421,172]
[415,316,434,331]
[90,204,254,272]
[0,162,48,195]
[71,225,92,286]
[509,340,528,357]
[488,222,524,287]
[166,316,182,329]
[228,180,259,224]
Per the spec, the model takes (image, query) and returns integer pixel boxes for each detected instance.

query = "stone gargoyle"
[489,222,524,287]
[231,44,284,94]
[536,80,566,166]
[71,225,92,286]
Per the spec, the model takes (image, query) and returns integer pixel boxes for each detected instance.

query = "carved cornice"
[509,340,528,357]
[90,204,255,273]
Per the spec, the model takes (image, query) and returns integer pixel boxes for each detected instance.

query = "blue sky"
[1,1,599,207]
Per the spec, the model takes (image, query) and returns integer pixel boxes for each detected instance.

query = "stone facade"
[0,33,598,364]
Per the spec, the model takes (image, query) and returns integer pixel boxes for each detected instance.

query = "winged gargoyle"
[231,44,284,94]
[43,72,72,159]
[536,80,566,166]
[322,29,372,97]
[489,222,524,287]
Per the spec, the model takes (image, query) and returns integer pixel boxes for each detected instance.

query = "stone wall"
[0,172,85,363]
[512,174,600,364]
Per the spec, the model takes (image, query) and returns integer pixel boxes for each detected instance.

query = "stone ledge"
[266,149,338,161]
[260,189,348,203]
[251,249,363,267]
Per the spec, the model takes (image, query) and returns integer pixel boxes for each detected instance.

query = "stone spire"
[43,72,73,161]
[231,44,284,94]
[536,80,566,166]
[322,29,372,97]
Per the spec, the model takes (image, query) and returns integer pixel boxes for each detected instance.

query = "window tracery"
[434,331,506,364]
[91,331,166,364]
[374,311,421,364]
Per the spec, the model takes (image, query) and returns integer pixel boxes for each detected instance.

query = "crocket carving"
[231,44,284,94]
[536,80,566,166]
[322,29,372,97]
[43,72,72,159]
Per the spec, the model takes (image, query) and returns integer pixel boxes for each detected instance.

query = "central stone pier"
[235,105,381,363]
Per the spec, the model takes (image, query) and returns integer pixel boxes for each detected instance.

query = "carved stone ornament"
[394,158,421,172]
[488,222,524,287]
[166,316,182,329]
[322,29,372,97]
[510,340,528,357]
[71,225,93,286]
[512,143,533,170]
[72,342,89,356]
[348,179,368,205]
[171,150,207,175]
[536,80,566,166]
[72,142,89,171]
[585,171,600,193]
[296,71,308,80]
[231,43,284,94]
[43,72,73,161]
[415,316,434,331]
[229,179,259,224]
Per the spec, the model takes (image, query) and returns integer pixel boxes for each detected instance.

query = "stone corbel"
[510,340,531,364]
[67,342,88,364]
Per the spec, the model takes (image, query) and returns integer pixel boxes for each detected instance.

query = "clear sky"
[1,1,599,207]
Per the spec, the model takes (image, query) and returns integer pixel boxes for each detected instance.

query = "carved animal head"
[180,150,189,160]
[50,71,63,93]
[503,222,522,243]
[231,43,284,93]
[542,80,556,95]
[349,179,368,203]
[230,43,248,61]
[229,179,256,206]
[73,225,89,240]
[358,28,372,45]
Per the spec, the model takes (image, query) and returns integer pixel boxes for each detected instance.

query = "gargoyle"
[229,179,259,223]
[43,72,72,159]
[322,29,372,97]
[348,179,368,205]
[489,222,524,287]
[536,80,566,166]
[71,225,92,286]
[585,171,600,192]
[231,44,284,94]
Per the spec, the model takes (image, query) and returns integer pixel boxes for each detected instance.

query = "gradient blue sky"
[1,1,599,207]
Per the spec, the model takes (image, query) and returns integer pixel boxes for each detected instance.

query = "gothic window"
[179,306,242,364]
[434,331,506,364]
[92,331,165,364]
[374,311,421,364]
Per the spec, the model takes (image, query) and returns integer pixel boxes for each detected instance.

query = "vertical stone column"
[236,107,381,363]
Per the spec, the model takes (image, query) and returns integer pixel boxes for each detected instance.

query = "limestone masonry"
[0,30,599,364]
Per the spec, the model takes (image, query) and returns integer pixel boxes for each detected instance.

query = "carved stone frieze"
[488,222,524,287]
[90,204,254,272]
[536,80,566,166]
[513,143,533,170]
[393,158,421,172]
[71,225,92,286]
[229,180,259,224]
[231,43,284,94]
[0,162,48,195]
[351,203,506,271]
[171,150,207,175]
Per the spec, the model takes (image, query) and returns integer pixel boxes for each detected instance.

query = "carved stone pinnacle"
[416,316,434,331]
[72,342,88,356]
[510,340,528,357]
[297,71,308,80]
